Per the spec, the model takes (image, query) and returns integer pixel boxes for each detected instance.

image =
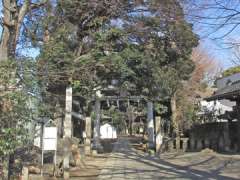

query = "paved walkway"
[97,137,238,180]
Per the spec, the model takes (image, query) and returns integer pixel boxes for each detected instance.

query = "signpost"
[41,124,57,176]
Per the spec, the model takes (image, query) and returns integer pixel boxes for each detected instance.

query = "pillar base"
[176,137,181,151]
[182,138,189,152]
[155,134,163,153]
[92,140,103,153]
[148,142,155,150]
[84,138,92,155]
[21,167,29,180]
[85,145,92,155]
[63,171,70,179]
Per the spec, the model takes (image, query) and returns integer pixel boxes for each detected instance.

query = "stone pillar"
[63,157,70,179]
[223,123,230,152]
[85,117,92,155]
[21,167,29,180]
[62,137,72,179]
[155,116,163,153]
[205,139,210,148]
[93,99,102,151]
[237,119,240,152]
[127,106,134,136]
[236,100,240,152]
[64,86,73,137]
[189,138,195,151]
[176,137,181,152]
[168,139,174,152]
[63,86,72,179]
[182,138,189,152]
[219,136,225,151]
[147,101,155,149]
[196,140,203,151]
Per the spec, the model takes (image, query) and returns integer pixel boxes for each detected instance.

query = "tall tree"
[0,0,47,61]
[120,0,199,136]
[37,0,198,138]
[0,1,48,178]
[176,46,219,132]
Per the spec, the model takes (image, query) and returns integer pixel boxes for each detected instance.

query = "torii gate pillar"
[155,116,163,153]
[63,86,73,179]
[64,86,73,137]
[147,101,155,149]
[85,117,92,155]
[93,99,103,152]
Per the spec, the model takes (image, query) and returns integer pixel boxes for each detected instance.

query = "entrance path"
[97,137,240,180]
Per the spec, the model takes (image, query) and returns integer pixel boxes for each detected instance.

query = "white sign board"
[43,127,57,151]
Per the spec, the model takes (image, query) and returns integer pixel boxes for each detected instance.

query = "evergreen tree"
[36,0,198,136]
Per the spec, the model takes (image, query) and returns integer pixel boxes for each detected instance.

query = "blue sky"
[197,35,235,69]
[186,0,240,69]
[0,1,237,69]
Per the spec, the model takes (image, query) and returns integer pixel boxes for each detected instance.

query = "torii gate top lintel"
[92,95,156,102]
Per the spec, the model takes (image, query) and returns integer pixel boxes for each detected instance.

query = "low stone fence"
[188,122,239,152]
[158,137,189,153]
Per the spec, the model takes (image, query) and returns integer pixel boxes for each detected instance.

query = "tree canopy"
[222,66,240,77]
[37,0,198,101]
[0,1,200,177]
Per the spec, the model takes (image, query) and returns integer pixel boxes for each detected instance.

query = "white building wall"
[99,123,117,139]
[200,100,235,122]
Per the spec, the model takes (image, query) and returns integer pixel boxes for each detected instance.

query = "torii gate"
[63,86,162,151]
[93,95,155,150]
[62,86,163,177]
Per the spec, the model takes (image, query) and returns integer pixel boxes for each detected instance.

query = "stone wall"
[158,137,189,153]
[188,121,239,152]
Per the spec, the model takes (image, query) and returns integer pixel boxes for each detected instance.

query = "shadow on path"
[98,137,238,180]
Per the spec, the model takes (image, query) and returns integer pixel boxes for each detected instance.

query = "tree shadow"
[97,138,239,180]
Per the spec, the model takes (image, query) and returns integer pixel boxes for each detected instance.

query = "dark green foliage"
[38,1,198,100]
[35,0,199,133]
[0,61,33,156]
[0,0,199,157]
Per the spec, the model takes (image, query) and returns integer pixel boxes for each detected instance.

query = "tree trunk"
[12,0,30,53]
[0,0,30,61]
[0,27,10,61]
[0,0,12,61]
[171,92,179,137]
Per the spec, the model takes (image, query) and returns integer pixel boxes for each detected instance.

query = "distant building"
[199,100,234,122]
[100,123,117,139]
[99,123,117,139]
[216,73,240,89]
[204,73,240,122]
[191,72,240,152]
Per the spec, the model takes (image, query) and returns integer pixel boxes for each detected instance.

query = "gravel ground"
[97,137,240,180]
[28,136,240,179]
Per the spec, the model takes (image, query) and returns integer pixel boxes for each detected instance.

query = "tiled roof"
[216,73,240,89]
[205,81,240,101]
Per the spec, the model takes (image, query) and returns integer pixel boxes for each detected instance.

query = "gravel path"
[97,137,240,180]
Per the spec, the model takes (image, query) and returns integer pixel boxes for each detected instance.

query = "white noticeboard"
[43,127,57,151]
[41,126,57,176]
